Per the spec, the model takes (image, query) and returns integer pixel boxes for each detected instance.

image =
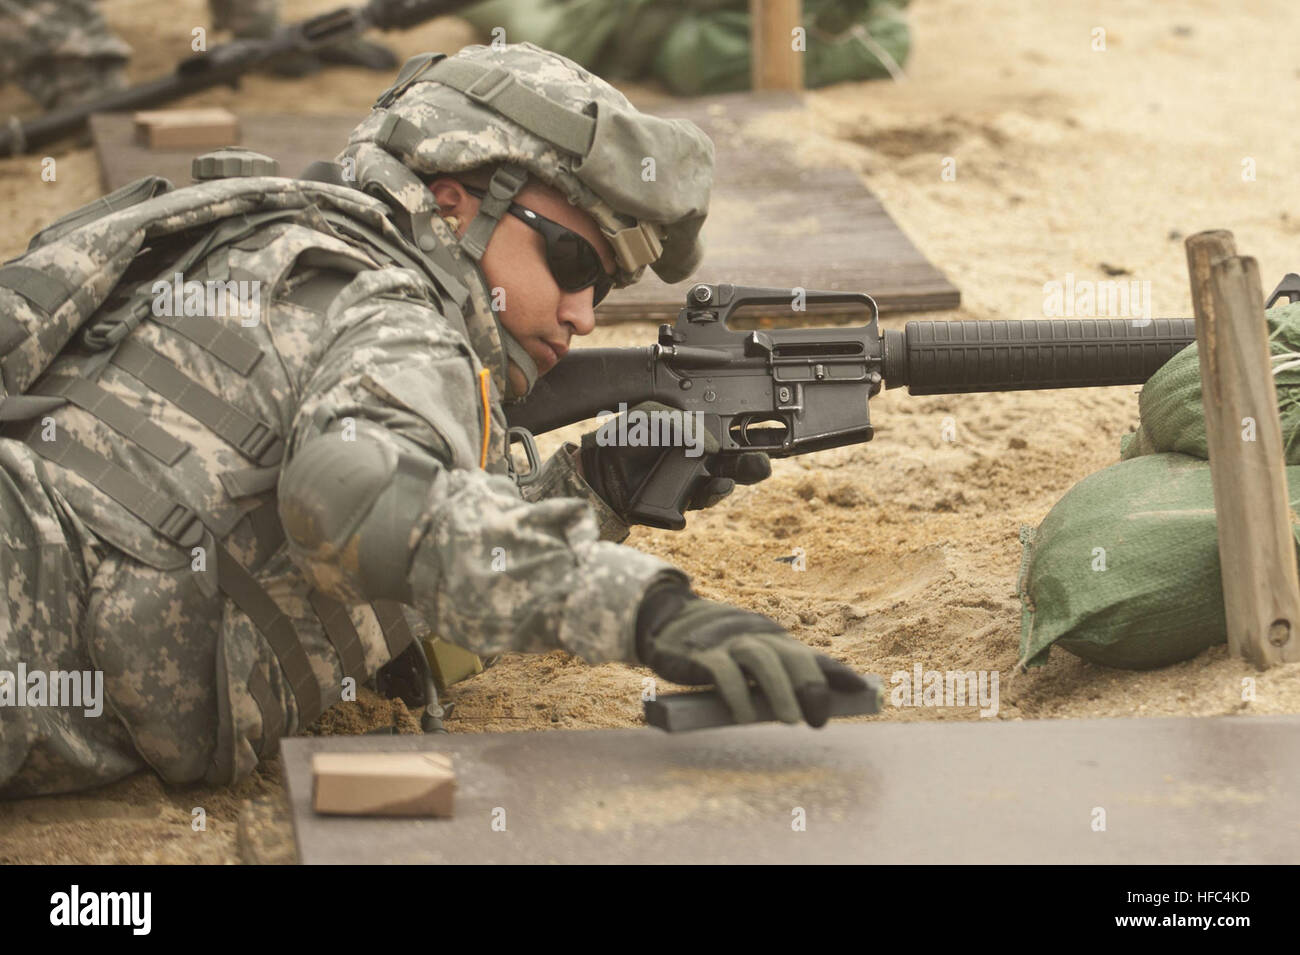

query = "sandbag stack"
[1017,302,1300,669]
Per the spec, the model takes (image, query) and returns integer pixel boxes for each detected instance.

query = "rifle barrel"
[882,318,1196,395]
[0,0,463,155]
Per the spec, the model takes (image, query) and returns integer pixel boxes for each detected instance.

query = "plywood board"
[281,715,1300,864]
[605,92,960,319]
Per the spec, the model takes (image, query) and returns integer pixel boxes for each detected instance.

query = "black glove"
[580,402,770,524]
[635,582,867,727]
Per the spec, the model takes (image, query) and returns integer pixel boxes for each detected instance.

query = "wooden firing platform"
[88,92,958,319]
[281,714,1300,865]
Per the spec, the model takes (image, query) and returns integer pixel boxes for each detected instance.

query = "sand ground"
[2,0,1298,863]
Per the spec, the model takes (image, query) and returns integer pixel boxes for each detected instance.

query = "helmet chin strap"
[499,329,540,399]
[452,163,539,401]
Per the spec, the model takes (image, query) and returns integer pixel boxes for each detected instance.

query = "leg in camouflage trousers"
[0,438,144,798]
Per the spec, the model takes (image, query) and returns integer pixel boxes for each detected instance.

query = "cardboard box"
[312,752,456,818]
[133,108,239,150]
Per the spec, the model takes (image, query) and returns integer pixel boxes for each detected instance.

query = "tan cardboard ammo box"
[133,108,239,150]
[312,752,456,818]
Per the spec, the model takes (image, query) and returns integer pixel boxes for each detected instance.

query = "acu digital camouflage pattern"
[0,0,130,110]
[0,123,693,796]
[0,0,284,109]
[347,42,714,285]
[0,439,146,797]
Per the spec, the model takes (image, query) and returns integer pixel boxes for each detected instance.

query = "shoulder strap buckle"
[237,421,285,467]
[157,502,204,549]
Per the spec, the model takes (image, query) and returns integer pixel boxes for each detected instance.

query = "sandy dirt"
[2,0,1299,863]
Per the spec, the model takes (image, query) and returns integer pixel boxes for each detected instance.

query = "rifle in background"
[1,0,469,155]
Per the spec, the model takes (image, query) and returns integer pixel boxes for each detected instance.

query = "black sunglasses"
[462,185,614,306]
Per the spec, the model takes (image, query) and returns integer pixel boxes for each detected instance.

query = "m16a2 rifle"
[506,283,1198,530]
[0,0,471,156]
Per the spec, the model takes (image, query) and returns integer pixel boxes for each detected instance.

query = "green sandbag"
[801,0,910,87]
[459,0,638,74]
[653,10,752,96]
[1120,301,1300,463]
[1016,453,1300,670]
[460,0,912,96]
[654,1,911,96]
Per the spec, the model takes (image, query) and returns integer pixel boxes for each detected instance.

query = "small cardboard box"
[312,752,456,818]
[133,108,239,150]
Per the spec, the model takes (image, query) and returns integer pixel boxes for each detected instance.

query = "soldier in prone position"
[0,0,395,112]
[0,42,865,797]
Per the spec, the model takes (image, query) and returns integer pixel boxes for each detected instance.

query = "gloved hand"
[635,583,867,727]
[580,402,770,525]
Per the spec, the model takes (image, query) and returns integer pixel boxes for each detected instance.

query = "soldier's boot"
[374,641,447,733]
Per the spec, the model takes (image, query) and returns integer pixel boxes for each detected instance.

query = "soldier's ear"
[427,177,476,218]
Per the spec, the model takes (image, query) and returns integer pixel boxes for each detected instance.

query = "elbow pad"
[279,431,441,603]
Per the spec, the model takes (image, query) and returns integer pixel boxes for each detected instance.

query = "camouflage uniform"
[0,43,712,796]
[0,0,282,111]
[0,0,131,110]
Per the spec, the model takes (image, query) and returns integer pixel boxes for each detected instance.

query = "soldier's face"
[429,177,617,396]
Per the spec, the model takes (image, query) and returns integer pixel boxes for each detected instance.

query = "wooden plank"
[89,97,959,318]
[283,715,1300,864]
[1185,230,1300,667]
[133,108,239,150]
[751,0,804,92]
[89,111,339,187]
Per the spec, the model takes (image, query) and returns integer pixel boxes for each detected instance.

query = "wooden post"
[750,0,804,91]
[1185,230,1300,667]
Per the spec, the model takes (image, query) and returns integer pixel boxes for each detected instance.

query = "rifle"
[0,0,467,156]
[506,283,1198,530]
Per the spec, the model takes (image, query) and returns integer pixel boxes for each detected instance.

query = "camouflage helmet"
[344,41,715,287]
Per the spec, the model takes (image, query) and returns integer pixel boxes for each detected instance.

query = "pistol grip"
[626,448,710,530]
